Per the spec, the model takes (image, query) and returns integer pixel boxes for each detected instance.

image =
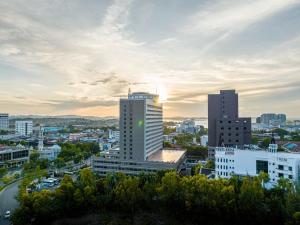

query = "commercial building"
[93,91,185,176]
[215,143,300,185]
[0,144,30,168]
[0,113,9,130]
[119,91,163,161]
[15,120,33,136]
[208,90,251,147]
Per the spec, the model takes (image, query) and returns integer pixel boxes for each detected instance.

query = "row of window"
[220,127,247,130]
[217,165,234,170]
[94,165,158,172]
[219,120,248,124]
[216,158,234,163]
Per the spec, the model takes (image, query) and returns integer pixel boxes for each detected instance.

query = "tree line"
[11,169,300,225]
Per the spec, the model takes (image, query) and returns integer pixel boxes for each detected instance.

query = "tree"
[261,137,271,148]
[113,176,142,223]
[54,157,66,168]
[204,160,215,169]
[251,136,259,145]
[0,167,7,178]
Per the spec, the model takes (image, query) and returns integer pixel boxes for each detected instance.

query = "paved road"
[0,180,21,225]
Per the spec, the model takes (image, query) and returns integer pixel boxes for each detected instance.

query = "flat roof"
[147,149,186,163]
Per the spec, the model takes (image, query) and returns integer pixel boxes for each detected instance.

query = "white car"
[4,210,11,219]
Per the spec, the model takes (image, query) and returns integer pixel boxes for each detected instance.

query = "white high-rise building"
[215,144,300,185]
[0,113,9,130]
[15,120,33,136]
[119,92,163,161]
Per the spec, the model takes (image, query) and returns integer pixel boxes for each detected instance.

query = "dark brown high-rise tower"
[208,90,251,147]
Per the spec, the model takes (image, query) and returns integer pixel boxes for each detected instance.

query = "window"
[256,160,268,174]
[278,165,284,170]
[289,175,293,179]
[289,167,292,171]
[278,173,284,178]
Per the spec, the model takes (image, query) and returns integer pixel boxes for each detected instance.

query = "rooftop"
[147,149,186,163]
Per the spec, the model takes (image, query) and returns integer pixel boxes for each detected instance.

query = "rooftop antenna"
[128,87,132,97]
[155,87,158,95]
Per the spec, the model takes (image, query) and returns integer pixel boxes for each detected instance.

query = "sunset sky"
[1,0,300,118]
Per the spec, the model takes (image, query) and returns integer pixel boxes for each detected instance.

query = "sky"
[1,0,300,118]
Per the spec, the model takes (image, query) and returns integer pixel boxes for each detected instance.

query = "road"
[0,180,21,225]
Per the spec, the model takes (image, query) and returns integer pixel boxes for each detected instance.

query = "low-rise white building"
[39,144,61,161]
[215,144,300,185]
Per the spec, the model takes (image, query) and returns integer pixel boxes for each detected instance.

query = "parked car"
[4,210,11,219]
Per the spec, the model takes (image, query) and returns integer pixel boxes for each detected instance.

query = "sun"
[157,84,168,102]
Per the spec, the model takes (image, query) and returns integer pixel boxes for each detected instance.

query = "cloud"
[0,0,300,117]
[44,99,118,111]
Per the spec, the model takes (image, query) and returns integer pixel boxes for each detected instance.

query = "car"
[4,210,11,219]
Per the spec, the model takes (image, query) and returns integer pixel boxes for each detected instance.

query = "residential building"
[215,143,300,185]
[119,91,163,161]
[0,113,9,130]
[208,90,251,147]
[0,144,30,168]
[15,120,33,136]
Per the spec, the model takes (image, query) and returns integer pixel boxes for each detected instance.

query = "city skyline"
[1,0,300,117]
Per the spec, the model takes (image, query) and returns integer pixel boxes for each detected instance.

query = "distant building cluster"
[176,120,203,134]
[256,113,287,127]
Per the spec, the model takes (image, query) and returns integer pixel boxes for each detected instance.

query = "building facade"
[15,120,33,136]
[208,90,251,147]
[215,144,300,185]
[0,144,30,168]
[119,92,163,161]
[0,113,9,130]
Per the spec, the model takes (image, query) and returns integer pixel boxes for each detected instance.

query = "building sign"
[277,157,288,162]
[225,151,234,155]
